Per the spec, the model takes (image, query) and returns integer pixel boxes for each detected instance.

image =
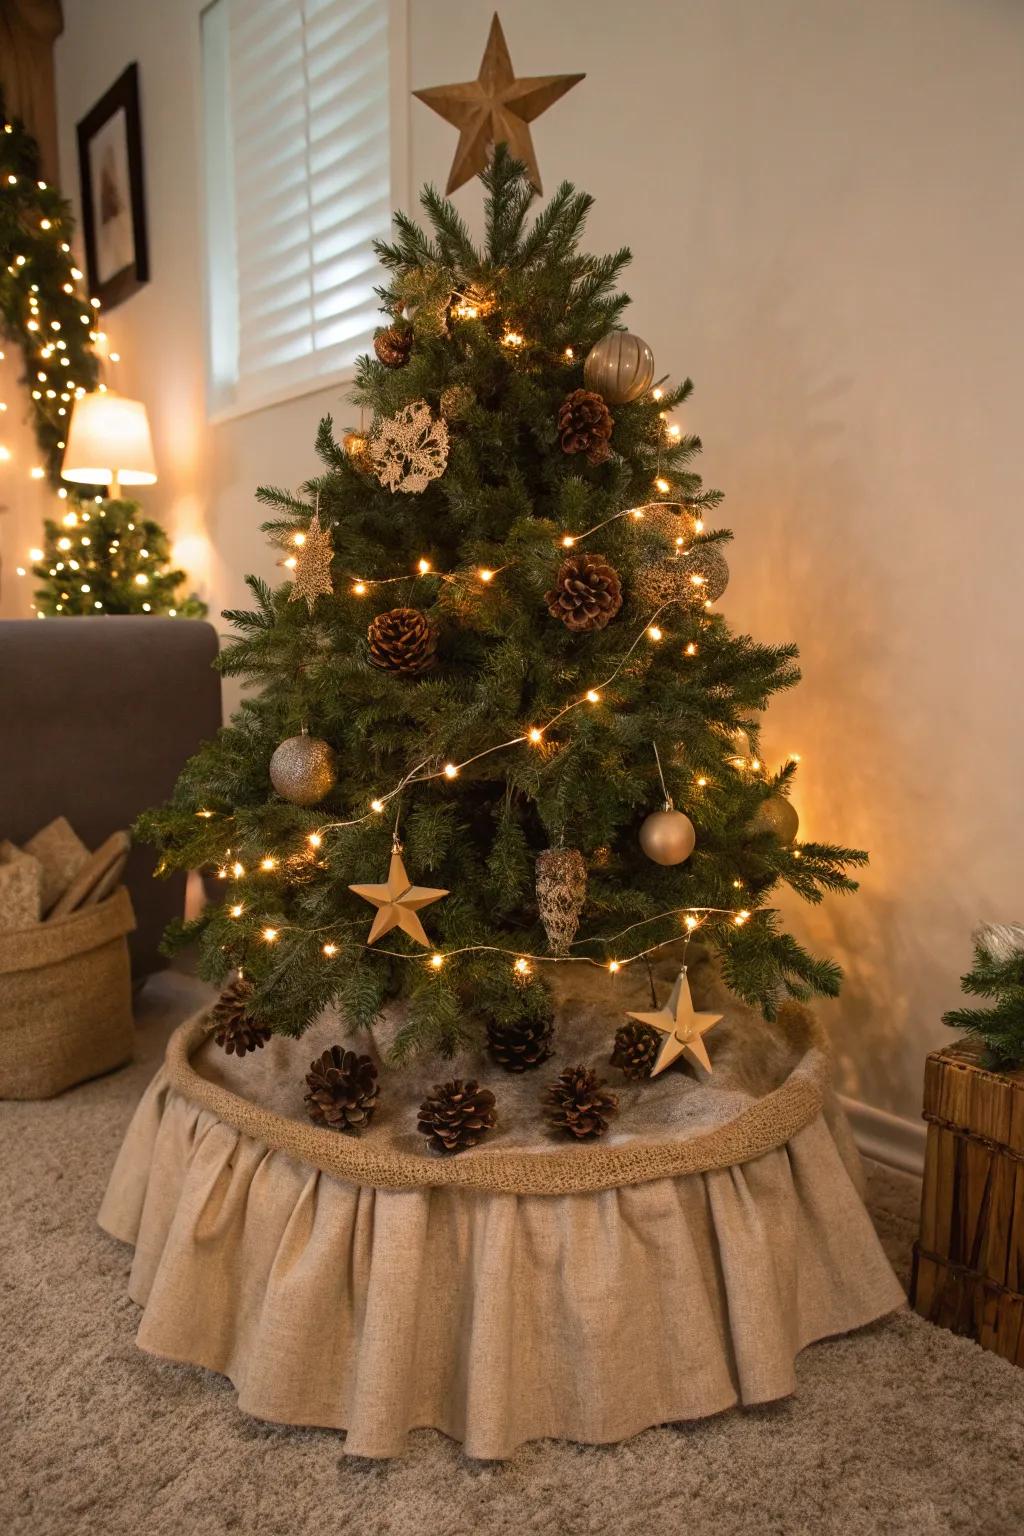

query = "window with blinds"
[202,0,395,416]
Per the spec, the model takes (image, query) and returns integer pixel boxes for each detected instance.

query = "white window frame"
[199,0,410,425]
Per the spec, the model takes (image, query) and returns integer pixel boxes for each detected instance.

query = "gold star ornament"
[349,847,448,948]
[288,511,334,613]
[413,12,584,195]
[627,968,723,1077]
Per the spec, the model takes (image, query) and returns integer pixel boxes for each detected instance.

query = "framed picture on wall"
[76,64,149,310]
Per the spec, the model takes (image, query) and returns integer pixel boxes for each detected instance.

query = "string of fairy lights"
[205,477,800,979]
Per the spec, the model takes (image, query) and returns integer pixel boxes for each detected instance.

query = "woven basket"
[0,886,136,1099]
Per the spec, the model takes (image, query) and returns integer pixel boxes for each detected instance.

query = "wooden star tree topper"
[413,12,584,195]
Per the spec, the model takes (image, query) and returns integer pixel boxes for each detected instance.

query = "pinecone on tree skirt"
[373,323,413,368]
[610,1020,660,1080]
[486,1015,555,1073]
[367,606,438,675]
[211,977,272,1056]
[542,1065,619,1139]
[557,388,613,464]
[545,552,623,632]
[417,1079,497,1153]
[304,1046,380,1133]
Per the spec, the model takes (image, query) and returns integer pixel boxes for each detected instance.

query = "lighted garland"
[0,95,101,485]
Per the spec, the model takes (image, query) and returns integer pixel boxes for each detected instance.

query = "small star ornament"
[349,846,448,948]
[288,511,334,612]
[413,12,584,194]
[626,967,723,1077]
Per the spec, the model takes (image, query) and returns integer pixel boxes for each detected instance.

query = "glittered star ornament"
[288,511,334,613]
[349,848,448,948]
[626,968,723,1077]
[412,13,585,195]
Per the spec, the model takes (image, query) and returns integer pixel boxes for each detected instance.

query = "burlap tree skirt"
[99,964,904,1458]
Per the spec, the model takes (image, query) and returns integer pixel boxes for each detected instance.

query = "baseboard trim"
[840,1095,926,1177]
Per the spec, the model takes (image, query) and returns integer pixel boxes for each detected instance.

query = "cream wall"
[31,0,1024,1117]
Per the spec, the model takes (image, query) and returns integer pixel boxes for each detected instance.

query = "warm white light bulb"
[443,763,459,779]
[262,927,278,942]
[323,943,338,957]
[647,626,663,642]
[586,689,600,704]
[308,832,322,849]
[430,953,445,969]
[417,558,431,574]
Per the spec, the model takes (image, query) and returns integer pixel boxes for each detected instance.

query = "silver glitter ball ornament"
[642,502,702,548]
[748,794,799,845]
[639,806,696,866]
[270,732,337,806]
[634,545,729,614]
[583,331,655,405]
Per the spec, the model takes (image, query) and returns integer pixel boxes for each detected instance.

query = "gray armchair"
[0,617,222,975]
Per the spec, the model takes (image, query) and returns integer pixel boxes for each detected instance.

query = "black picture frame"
[76,63,149,311]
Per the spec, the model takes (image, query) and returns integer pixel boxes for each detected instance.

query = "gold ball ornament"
[269,732,337,807]
[748,794,799,845]
[642,501,701,548]
[639,805,696,866]
[583,331,655,405]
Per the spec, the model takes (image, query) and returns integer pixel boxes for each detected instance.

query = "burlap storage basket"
[0,886,135,1099]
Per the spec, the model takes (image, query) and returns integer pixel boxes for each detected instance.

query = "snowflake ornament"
[371,400,450,494]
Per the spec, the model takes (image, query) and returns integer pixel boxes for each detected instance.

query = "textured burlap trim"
[164,1005,829,1195]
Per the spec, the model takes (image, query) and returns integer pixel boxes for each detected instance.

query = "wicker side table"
[911,1039,1024,1366]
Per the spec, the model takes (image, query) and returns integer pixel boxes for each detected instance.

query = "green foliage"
[943,928,1024,1069]
[0,93,100,483]
[140,147,865,1052]
[30,497,206,617]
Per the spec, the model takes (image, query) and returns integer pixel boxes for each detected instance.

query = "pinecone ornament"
[545,552,623,633]
[557,388,614,464]
[535,847,588,954]
[367,607,438,675]
[304,1046,380,1133]
[211,977,272,1056]
[610,1021,660,1080]
[417,1080,497,1153]
[486,1015,555,1073]
[374,323,413,368]
[542,1065,619,1140]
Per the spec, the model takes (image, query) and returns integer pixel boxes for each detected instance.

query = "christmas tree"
[141,148,865,1055]
[30,496,207,617]
[943,924,1024,1069]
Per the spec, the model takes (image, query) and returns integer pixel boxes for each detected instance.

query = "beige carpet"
[2,973,1022,1536]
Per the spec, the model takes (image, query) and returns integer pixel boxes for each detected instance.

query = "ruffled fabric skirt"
[100,1011,904,1457]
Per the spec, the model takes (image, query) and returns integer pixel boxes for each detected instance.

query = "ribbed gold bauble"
[748,794,799,845]
[269,732,337,806]
[583,330,655,404]
[638,806,696,866]
[439,383,474,420]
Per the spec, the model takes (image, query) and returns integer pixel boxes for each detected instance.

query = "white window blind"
[202,0,393,416]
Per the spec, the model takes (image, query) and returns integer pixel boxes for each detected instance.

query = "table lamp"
[61,391,157,500]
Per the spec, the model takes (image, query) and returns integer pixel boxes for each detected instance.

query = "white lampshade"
[61,391,157,490]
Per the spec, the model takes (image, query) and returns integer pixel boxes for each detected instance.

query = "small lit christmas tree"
[140,149,865,1052]
[944,924,1024,1069]
[30,497,206,617]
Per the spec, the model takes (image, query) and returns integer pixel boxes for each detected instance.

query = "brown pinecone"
[367,606,437,675]
[304,1046,379,1134]
[557,388,614,464]
[486,1015,555,1073]
[417,1079,497,1154]
[542,1065,619,1139]
[545,552,623,632]
[610,1021,660,1080]
[211,978,272,1056]
[373,323,413,368]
